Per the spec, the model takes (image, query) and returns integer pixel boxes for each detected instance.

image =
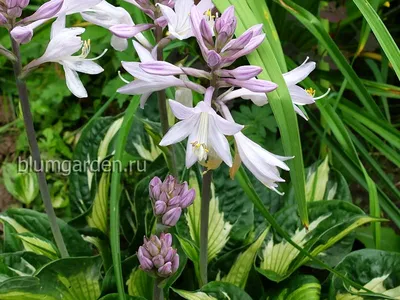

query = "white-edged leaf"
[173,289,218,300]
[305,156,330,202]
[222,227,269,288]
[260,214,330,276]
[127,267,153,299]
[87,172,110,234]
[186,172,233,262]
[14,233,59,260]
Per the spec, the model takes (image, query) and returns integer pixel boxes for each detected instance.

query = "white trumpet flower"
[25,27,106,98]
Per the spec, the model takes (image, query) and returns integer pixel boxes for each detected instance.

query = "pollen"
[81,39,91,58]
[384,1,390,7]
[204,9,216,20]
[306,87,316,97]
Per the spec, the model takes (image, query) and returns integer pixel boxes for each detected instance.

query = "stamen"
[118,71,130,84]
[300,56,310,66]
[314,88,331,100]
[305,87,316,97]
[87,49,108,61]
[80,39,91,58]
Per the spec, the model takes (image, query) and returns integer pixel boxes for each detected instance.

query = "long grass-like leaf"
[353,0,400,80]
[214,0,309,226]
[276,0,384,119]
[110,97,140,300]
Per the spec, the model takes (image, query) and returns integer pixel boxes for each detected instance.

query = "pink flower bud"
[168,196,181,207]
[161,233,172,247]
[138,247,153,270]
[200,19,213,48]
[171,254,179,273]
[152,254,165,268]
[216,66,263,81]
[0,13,8,25]
[180,189,195,208]
[109,23,154,39]
[207,50,221,68]
[10,26,33,44]
[162,207,182,227]
[158,262,172,277]
[224,78,278,93]
[23,0,64,23]
[154,201,167,215]
[155,16,168,28]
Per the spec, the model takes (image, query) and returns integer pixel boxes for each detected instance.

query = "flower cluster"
[138,233,179,277]
[149,175,195,227]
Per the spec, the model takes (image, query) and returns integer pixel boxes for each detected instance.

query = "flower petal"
[132,40,155,62]
[213,114,243,135]
[283,61,316,86]
[63,59,104,74]
[185,132,198,168]
[289,85,315,105]
[159,115,199,146]
[111,35,128,51]
[169,100,195,120]
[208,117,232,167]
[62,65,88,98]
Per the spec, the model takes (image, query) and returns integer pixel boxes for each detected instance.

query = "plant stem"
[199,170,212,287]
[155,15,178,177]
[153,278,164,300]
[9,36,69,258]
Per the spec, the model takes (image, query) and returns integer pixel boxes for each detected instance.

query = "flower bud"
[6,0,29,18]
[162,207,182,227]
[149,175,196,227]
[23,0,64,23]
[109,23,154,39]
[207,50,221,68]
[138,233,179,278]
[10,26,33,44]
[0,13,7,25]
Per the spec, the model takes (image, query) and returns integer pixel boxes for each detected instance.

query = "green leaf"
[185,172,232,262]
[1,163,38,206]
[356,227,400,252]
[257,201,383,282]
[305,157,330,202]
[87,172,111,235]
[277,0,384,119]
[14,233,58,260]
[0,252,50,281]
[1,209,92,257]
[213,0,309,226]
[353,0,400,80]
[270,275,321,300]
[173,282,252,300]
[126,268,153,299]
[330,249,400,299]
[69,117,116,214]
[222,228,269,289]
[0,256,102,300]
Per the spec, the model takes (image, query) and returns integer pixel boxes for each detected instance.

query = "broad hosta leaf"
[306,157,330,202]
[356,227,400,252]
[0,252,50,281]
[268,275,321,300]
[173,282,252,300]
[87,172,110,235]
[69,117,116,214]
[0,256,102,300]
[1,209,91,257]
[257,201,382,282]
[14,233,58,260]
[186,172,232,262]
[127,268,153,299]
[2,163,39,206]
[99,294,146,300]
[222,228,269,289]
[330,249,400,299]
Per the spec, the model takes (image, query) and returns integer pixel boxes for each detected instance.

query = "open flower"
[118,41,205,108]
[24,27,105,98]
[81,1,152,51]
[158,0,213,40]
[160,87,243,168]
[219,58,330,120]
[220,104,291,194]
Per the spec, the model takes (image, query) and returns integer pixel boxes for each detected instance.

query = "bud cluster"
[149,175,195,227]
[138,233,179,277]
[0,0,29,20]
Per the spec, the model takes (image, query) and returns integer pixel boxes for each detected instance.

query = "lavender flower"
[138,233,179,278]
[149,175,195,227]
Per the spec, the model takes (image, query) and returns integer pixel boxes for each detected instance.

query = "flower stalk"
[199,169,212,286]
[9,34,69,258]
[155,3,178,177]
